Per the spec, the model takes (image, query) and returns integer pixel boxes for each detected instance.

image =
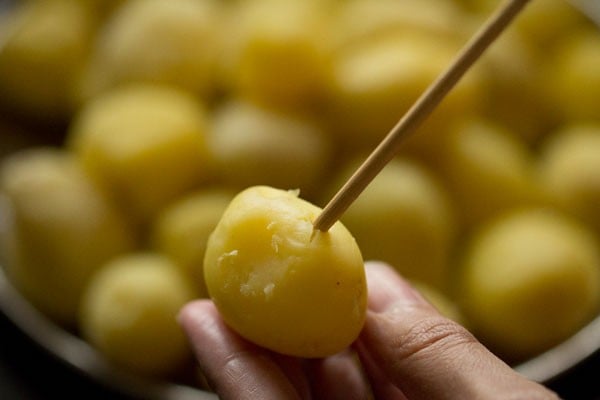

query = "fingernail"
[365,261,429,313]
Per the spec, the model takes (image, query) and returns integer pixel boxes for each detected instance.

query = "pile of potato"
[1,0,599,387]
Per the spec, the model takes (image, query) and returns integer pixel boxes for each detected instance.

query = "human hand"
[178,261,559,400]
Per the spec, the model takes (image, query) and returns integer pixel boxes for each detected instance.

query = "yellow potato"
[76,0,222,102]
[208,99,332,198]
[331,0,466,50]
[459,209,600,361]
[0,148,136,326]
[68,84,213,224]
[513,0,589,52]
[538,123,600,234]
[219,0,332,109]
[437,118,544,228]
[204,186,366,358]
[80,253,195,377]
[152,188,235,297]
[0,0,94,119]
[544,28,600,122]
[328,30,482,153]
[476,30,551,143]
[333,158,456,289]
[460,0,587,49]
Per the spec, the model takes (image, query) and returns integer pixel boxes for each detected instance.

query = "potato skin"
[204,186,367,358]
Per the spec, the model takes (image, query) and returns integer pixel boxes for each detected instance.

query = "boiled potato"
[219,0,332,110]
[328,30,483,154]
[0,148,136,326]
[544,27,600,122]
[476,30,551,143]
[331,0,466,50]
[538,123,600,234]
[513,0,589,52]
[459,209,600,361]
[152,188,235,297]
[0,0,94,119]
[204,186,366,358]
[77,0,222,102]
[332,158,456,289]
[80,253,195,377]
[208,99,332,198]
[460,0,587,50]
[68,84,213,224]
[437,118,544,228]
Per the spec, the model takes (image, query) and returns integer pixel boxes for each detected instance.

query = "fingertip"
[177,299,218,333]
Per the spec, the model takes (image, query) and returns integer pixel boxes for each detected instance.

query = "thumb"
[356,262,558,400]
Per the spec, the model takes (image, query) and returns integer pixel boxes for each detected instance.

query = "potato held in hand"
[204,186,366,358]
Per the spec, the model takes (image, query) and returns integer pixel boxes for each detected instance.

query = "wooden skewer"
[313,0,532,232]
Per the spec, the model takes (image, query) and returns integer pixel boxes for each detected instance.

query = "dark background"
[1,311,599,400]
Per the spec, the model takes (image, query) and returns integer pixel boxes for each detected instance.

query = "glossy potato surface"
[204,186,366,358]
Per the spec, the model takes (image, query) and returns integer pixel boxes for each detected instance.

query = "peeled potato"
[459,209,600,361]
[328,30,482,153]
[538,123,600,234]
[545,28,600,123]
[77,0,222,102]
[0,0,94,119]
[0,148,136,326]
[331,0,466,51]
[208,99,331,198]
[333,158,456,289]
[513,0,589,52]
[152,188,235,297]
[437,118,543,228]
[68,84,213,224]
[461,0,586,49]
[476,30,551,143]
[80,253,195,377]
[219,0,332,109]
[204,186,366,358]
